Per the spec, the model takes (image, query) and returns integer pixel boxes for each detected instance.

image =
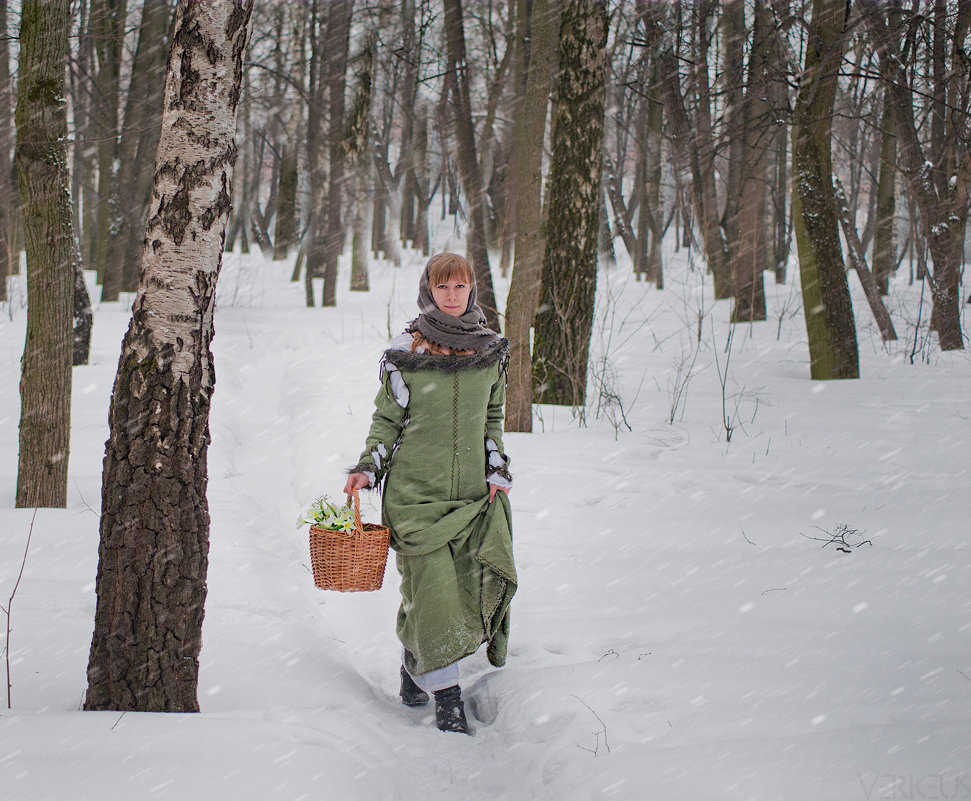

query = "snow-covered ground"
[1,236,969,801]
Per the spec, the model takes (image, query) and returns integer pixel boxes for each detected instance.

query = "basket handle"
[345,487,364,535]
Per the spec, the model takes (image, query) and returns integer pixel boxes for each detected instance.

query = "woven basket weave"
[309,489,390,592]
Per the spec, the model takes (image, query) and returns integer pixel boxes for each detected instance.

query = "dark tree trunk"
[443,0,500,331]
[412,102,433,256]
[73,258,93,365]
[15,0,77,508]
[768,0,793,284]
[644,55,664,287]
[90,0,126,288]
[397,0,419,249]
[273,135,299,260]
[730,0,770,323]
[305,0,325,305]
[102,0,170,299]
[321,0,354,307]
[69,0,92,274]
[792,0,859,379]
[833,177,897,342]
[692,1,732,298]
[532,0,608,406]
[872,89,897,295]
[504,0,559,432]
[84,0,252,713]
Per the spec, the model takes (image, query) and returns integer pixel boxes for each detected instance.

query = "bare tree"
[656,3,733,299]
[861,0,969,351]
[84,0,253,712]
[15,0,77,508]
[792,0,859,379]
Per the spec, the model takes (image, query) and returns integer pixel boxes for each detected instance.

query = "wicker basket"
[309,489,390,592]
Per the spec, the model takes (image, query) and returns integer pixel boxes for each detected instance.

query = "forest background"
[3,0,970,396]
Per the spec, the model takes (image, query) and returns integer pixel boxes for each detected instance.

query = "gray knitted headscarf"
[406,254,501,352]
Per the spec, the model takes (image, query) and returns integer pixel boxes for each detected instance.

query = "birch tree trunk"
[15,0,76,508]
[792,0,859,379]
[84,0,253,713]
[532,0,608,406]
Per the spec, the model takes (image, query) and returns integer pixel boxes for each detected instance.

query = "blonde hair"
[410,331,474,356]
[425,252,474,287]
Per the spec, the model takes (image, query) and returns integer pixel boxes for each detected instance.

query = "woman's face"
[431,276,472,317]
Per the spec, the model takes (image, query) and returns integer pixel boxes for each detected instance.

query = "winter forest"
[1,1,970,799]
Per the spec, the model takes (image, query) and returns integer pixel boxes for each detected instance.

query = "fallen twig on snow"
[572,694,610,756]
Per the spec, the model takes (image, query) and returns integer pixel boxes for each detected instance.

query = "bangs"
[426,253,474,286]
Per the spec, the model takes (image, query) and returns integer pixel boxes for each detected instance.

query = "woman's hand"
[343,472,371,495]
[488,483,510,503]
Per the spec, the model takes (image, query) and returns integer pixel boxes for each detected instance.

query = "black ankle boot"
[433,685,470,734]
[399,666,429,707]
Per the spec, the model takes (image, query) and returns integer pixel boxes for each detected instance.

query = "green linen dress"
[352,340,516,677]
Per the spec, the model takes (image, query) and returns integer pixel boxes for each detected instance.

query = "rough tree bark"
[84,0,253,713]
[532,0,608,407]
[792,0,859,379]
[15,0,77,508]
[504,0,559,432]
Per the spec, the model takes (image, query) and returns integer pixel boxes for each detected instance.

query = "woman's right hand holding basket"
[343,472,370,496]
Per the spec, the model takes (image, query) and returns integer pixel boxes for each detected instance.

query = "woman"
[344,253,516,735]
